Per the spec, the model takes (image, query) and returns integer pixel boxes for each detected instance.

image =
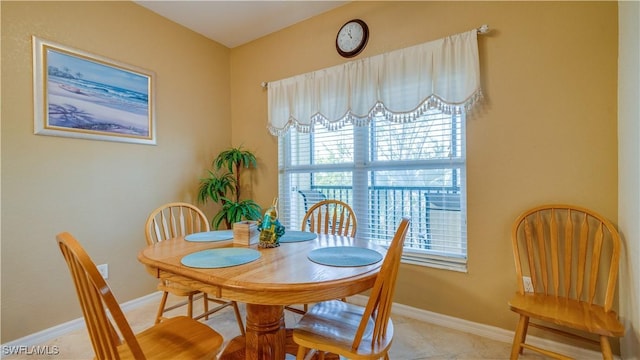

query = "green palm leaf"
[199,146,261,230]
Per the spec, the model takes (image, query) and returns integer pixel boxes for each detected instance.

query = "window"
[278,109,467,271]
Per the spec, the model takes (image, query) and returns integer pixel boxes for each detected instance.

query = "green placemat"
[181,248,260,268]
[279,231,318,243]
[185,230,233,242]
[307,246,382,267]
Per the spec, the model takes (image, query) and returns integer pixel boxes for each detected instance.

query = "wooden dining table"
[137,232,386,360]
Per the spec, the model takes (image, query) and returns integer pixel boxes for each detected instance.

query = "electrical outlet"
[97,264,109,279]
[522,276,534,293]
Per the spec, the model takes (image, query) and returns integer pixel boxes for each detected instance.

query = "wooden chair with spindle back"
[293,217,410,360]
[301,199,357,237]
[56,232,223,359]
[286,199,359,315]
[145,202,244,334]
[508,204,624,360]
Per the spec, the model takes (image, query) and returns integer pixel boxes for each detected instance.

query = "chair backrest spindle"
[301,199,357,237]
[562,210,573,298]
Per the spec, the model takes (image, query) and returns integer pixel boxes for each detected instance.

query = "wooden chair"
[56,232,223,360]
[145,202,245,334]
[293,217,410,360]
[301,199,357,237]
[508,204,624,360]
[286,199,358,315]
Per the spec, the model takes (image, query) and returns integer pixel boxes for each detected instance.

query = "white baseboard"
[350,295,613,360]
[1,292,161,349]
[2,292,615,360]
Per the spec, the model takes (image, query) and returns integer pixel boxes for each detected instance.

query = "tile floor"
[3,296,548,360]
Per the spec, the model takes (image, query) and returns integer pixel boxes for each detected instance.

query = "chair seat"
[116,316,223,359]
[508,293,624,337]
[293,300,394,359]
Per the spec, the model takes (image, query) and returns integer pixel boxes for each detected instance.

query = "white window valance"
[267,28,482,136]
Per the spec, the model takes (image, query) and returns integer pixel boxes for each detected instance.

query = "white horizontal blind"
[278,109,467,270]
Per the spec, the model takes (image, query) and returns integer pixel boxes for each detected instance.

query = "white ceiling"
[134,1,348,48]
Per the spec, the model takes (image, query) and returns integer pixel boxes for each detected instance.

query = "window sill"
[401,252,468,273]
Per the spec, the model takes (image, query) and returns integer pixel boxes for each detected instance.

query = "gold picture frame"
[32,36,156,145]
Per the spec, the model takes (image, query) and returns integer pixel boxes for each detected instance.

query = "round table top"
[138,233,386,305]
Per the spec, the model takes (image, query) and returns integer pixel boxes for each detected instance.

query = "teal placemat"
[185,230,233,242]
[307,246,383,267]
[279,231,318,243]
[181,248,260,268]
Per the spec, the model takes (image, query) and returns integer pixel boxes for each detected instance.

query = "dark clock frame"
[336,19,369,58]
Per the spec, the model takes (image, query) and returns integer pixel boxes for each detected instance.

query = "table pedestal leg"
[245,303,286,360]
[219,303,338,360]
[219,303,286,360]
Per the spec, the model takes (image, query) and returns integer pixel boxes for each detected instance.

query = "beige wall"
[230,1,619,352]
[1,1,232,342]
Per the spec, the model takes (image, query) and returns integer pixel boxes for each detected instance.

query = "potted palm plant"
[197,146,262,229]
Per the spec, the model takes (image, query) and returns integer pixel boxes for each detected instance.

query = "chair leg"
[231,301,246,335]
[510,315,529,360]
[203,293,209,320]
[155,291,169,324]
[187,294,194,318]
[520,316,529,355]
[518,316,529,355]
[296,345,307,360]
[600,336,613,360]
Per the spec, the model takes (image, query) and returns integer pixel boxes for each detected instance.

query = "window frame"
[278,112,468,272]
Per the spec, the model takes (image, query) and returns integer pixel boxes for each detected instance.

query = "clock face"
[336,19,368,58]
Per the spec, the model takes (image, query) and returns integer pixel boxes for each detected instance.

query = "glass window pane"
[372,111,461,161]
[313,125,354,164]
[281,171,353,230]
[279,110,467,269]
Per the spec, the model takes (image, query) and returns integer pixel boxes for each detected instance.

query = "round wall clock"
[336,19,369,58]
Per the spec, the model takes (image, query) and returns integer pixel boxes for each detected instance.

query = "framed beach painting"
[32,36,156,145]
